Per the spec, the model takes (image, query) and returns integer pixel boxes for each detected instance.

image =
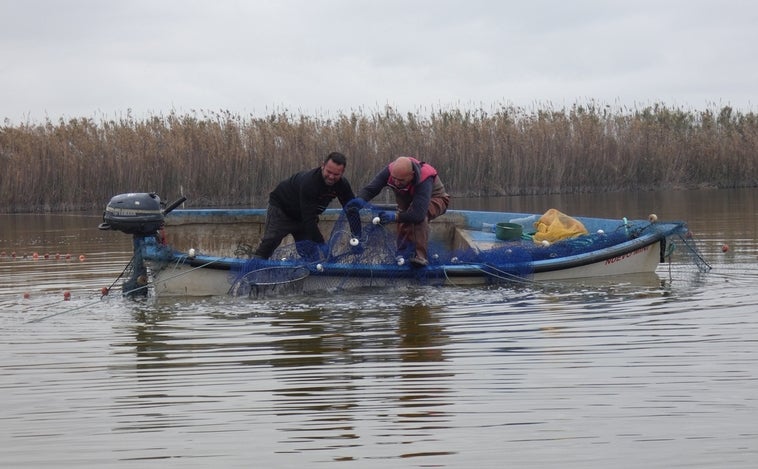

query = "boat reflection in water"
[109,297,455,460]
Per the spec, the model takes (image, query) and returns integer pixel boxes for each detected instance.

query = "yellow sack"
[533,208,589,243]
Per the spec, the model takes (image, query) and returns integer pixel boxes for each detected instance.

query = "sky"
[1,0,756,123]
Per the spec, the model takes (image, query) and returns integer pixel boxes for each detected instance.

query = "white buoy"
[541,240,551,247]
[648,213,658,223]
[451,256,459,263]
[188,248,196,258]
[316,263,324,272]
[372,216,381,225]
[597,229,605,234]
[349,237,359,246]
[396,256,405,266]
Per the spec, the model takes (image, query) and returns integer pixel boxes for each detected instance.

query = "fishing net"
[227,205,706,294]
[229,209,432,293]
[119,238,151,297]
[661,230,712,274]
[228,266,309,298]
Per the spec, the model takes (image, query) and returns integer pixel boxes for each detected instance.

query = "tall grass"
[1,103,757,212]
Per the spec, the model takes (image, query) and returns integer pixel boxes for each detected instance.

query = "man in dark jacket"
[352,156,450,267]
[253,152,358,260]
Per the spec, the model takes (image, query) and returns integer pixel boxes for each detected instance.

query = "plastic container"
[495,222,523,241]
[508,214,537,226]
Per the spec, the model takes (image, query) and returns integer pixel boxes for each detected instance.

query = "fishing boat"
[98,193,705,298]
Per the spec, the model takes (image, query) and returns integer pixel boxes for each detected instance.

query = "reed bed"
[1,103,757,212]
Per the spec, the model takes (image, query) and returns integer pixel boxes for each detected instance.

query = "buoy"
[101,287,109,296]
[316,263,324,272]
[32,252,39,260]
[396,256,405,266]
[188,248,196,258]
[11,251,16,258]
[55,253,61,260]
[349,237,359,247]
[597,229,605,234]
[63,291,71,301]
[78,254,86,262]
[541,240,551,247]
[721,244,729,253]
[648,213,658,223]
[23,292,30,299]
[372,216,381,225]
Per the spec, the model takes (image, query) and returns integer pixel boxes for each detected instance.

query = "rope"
[25,296,114,324]
[25,257,223,323]
[102,253,136,296]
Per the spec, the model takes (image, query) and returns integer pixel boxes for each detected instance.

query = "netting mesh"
[228,266,310,298]
[226,207,705,295]
[662,231,713,273]
[120,238,150,297]
[229,211,425,294]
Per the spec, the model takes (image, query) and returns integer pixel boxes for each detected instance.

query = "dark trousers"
[396,194,450,262]
[253,204,318,259]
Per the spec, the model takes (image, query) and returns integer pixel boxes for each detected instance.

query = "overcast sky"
[1,0,756,123]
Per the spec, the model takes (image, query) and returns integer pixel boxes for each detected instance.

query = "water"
[2,190,757,468]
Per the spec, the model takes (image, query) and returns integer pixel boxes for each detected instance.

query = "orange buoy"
[23,292,31,299]
[101,287,109,296]
[721,244,729,253]
[63,291,71,301]
[65,253,71,260]
[78,254,86,262]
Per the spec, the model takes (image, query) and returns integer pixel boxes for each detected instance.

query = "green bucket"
[495,222,523,241]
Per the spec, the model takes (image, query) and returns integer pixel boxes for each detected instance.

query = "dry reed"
[1,103,757,212]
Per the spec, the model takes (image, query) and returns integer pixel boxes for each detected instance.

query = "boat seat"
[454,228,510,253]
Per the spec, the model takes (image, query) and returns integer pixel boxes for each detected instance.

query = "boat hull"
[131,208,687,297]
[146,238,667,297]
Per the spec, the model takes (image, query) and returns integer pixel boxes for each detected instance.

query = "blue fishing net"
[228,265,310,298]
[228,205,693,295]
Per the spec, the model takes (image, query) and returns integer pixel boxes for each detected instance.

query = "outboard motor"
[98,192,166,235]
[99,193,186,297]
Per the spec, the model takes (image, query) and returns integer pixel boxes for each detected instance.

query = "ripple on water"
[2,258,758,467]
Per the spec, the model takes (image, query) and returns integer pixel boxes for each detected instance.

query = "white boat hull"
[147,239,665,297]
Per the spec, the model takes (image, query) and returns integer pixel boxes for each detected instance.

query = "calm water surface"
[1,190,757,468]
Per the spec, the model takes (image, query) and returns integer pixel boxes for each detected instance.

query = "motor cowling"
[99,192,165,235]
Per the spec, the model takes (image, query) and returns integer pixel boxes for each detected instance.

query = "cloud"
[1,0,756,123]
